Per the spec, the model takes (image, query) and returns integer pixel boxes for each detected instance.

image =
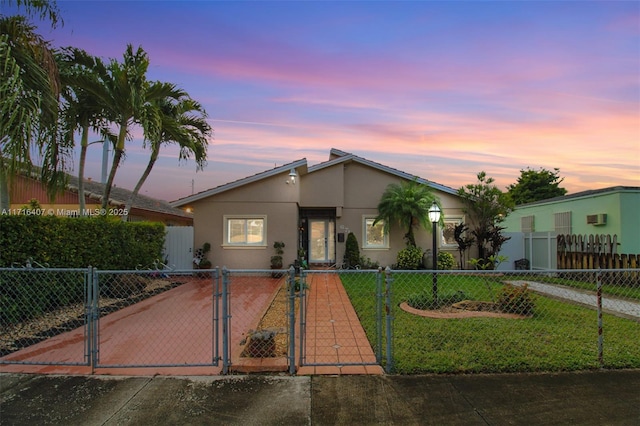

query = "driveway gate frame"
[92,268,221,370]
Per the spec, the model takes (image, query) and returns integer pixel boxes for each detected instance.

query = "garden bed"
[399,300,529,319]
[239,283,291,358]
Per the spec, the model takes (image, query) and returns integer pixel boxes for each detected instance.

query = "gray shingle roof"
[66,175,192,219]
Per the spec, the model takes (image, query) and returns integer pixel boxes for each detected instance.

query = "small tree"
[454,222,474,269]
[374,178,439,248]
[457,172,513,264]
[507,167,567,205]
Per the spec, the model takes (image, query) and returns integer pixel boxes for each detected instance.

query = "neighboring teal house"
[502,187,640,266]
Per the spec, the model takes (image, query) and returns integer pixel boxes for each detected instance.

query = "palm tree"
[122,93,211,220]
[77,44,186,210]
[57,47,114,215]
[0,14,66,210]
[2,0,62,27]
[374,178,440,247]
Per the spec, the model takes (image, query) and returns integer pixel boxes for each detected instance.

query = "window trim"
[223,215,267,248]
[362,215,389,249]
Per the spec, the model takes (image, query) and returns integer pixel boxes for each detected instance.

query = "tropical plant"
[468,254,509,270]
[0,12,67,210]
[73,44,186,210]
[1,0,62,26]
[57,47,114,215]
[454,222,474,269]
[457,172,513,263]
[193,242,211,269]
[374,178,439,248]
[123,95,211,220]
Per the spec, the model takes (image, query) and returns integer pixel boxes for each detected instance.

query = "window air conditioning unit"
[586,213,607,226]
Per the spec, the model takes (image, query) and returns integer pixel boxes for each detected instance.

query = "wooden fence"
[557,234,639,270]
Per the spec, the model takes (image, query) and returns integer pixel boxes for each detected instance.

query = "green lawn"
[341,272,640,374]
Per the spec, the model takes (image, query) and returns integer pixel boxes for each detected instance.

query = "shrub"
[396,246,424,270]
[359,256,380,269]
[0,215,164,269]
[497,283,535,316]
[344,232,360,268]
[0,270,85,326]
[437,252,455,270]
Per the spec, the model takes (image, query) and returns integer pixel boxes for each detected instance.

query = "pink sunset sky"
[17,1,640,201]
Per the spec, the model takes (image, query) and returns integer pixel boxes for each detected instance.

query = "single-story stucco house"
[502,186,640,255]
[500,186,640,269]
[171,148,476,270]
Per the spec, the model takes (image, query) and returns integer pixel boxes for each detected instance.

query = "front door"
[308,219,335,265]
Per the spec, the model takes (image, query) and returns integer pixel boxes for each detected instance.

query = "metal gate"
[298,270,387,371]
[94,269,220,369]
[221,268,296,374]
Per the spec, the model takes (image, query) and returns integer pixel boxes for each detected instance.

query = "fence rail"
[557,252,640,270]
[2,267,639,375]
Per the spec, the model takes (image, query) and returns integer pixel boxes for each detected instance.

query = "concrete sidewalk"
[2,370,639,425]
[507,280,640,320]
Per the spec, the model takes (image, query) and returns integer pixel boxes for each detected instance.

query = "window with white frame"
[441,217,463,248]
[363,216,388,248]
[224,215,266,246]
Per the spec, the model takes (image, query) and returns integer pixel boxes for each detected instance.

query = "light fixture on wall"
[287,168,297,185]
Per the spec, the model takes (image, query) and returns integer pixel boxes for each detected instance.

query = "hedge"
[0,215,165,269]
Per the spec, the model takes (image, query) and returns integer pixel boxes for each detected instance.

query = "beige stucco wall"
[191,172,300,269]
[299,165,344,207]
[188,159,476,269]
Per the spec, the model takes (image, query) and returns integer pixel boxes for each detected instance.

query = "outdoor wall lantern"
[287,168,297,185]
[428,201,441,303]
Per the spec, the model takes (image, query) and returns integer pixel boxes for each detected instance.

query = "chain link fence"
[340,268,640,374]
[223,269,294,374]
[94,269,219,368]
[0,267,90,365]
[2,266,638,375]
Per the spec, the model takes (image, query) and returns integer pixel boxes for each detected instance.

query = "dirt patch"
[399,301,529,319]
[240,283,295,358]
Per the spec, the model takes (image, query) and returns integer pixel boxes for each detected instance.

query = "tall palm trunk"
[101,123,127,211]
[122,144,159,221]
[77,124,89,215]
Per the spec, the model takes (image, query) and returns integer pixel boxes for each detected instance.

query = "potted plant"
[194,242,212,269]
[293,247,307,274]
[271,241,285,277]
